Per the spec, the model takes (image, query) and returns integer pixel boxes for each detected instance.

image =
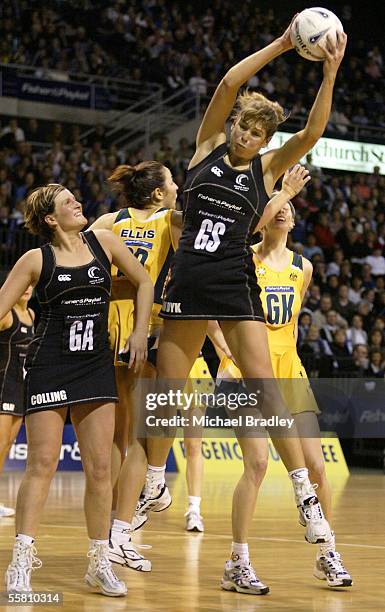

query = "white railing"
[104,86,205,150]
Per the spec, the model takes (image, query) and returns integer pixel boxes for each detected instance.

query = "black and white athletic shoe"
[109,531,151,572]
[314,551,353,587]
[221,559,269,595]
[136,482,172,515]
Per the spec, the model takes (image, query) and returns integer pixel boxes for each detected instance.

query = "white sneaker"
[0,504,15,517]
[109,530,151,572]
[293,479,332,544]
[314,551,353,587]
[185,510,204,532]
[131,512,148,531]
[85,542,127,597]
[5,540,42,593]
[136,482,172,515]
[221,558,269,595]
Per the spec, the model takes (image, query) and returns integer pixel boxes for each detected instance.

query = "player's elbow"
[302,127,323,147]
[221,74,237,91]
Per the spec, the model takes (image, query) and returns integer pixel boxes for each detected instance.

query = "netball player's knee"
[308,461,326,486]
[184,439,202,458]
[84,455,111,485]
[27,453,59,479]
[243,455,268,485]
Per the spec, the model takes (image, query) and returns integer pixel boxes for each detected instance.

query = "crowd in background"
[1,0,385,133]
[1,0,385,377]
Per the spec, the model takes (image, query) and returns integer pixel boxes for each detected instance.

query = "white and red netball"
[290,7,344,61]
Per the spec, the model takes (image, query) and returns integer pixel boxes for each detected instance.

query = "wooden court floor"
[0,470,384,611]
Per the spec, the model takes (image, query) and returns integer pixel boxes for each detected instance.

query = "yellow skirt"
[108,299,162,367]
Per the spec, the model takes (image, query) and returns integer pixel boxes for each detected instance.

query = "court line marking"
[26,525,385,550]
[149,531,385,550]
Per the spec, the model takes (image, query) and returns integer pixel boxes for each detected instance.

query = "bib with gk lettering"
[253,250,304,349]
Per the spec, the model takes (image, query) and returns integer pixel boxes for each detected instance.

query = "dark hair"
[25,183,66,240]
[107,162,166,209]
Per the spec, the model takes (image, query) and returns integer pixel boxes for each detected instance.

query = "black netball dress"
[160,142,270,320]
[24,231,118,414]
[0,309,34,416]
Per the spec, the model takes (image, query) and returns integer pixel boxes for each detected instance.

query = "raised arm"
[170,210,183,250]
[0,250,42,321]
[0,311,13,331]
[255,165,310,233]
[264,32,347,183]
[191,23,294,166]
[94,230,154,372]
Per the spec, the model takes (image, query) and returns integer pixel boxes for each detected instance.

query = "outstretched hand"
[281,165,311,198]
[278,14,298,52]
[320,31,347,77]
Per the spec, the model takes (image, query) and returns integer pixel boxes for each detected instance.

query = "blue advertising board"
[4,425,177,472]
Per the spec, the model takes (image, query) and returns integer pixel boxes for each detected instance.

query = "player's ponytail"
[108,161,166,209]
[233,89,288,138]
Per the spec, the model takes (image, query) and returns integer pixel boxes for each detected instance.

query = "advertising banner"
[265,132,385,174]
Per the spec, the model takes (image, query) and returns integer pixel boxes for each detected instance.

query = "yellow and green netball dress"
[109,207,176,365]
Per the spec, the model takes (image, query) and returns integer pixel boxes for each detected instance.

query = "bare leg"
[295,412,333,523]
[115,364,155,523]
[15,409,66,536]
[232,437,269,542]
[111,367,134,507]
[111,367,136,511]
[0,415,23,472]
[220,320,331,548]
[184,437,204,497]
[72,402,115,540]
[151,320,208,466]
[220,320,306,471]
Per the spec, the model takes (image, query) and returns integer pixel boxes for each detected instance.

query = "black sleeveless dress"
[0,309,34,416]
[24,231,118,414]
[160,143,270,320]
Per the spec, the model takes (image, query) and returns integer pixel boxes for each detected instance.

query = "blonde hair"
[233,90,288,139]
[24,183,66,240]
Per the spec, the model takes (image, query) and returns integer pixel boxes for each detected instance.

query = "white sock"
[188,495,201,513]
[147,464,166,480]
[231,542,249,566]
[319,530,335,556]
[288,467,309,481]
[89,539,109,549]
[288,467,315,503]
[112,519,132,535]
[144,465,166,497]
[16,533,34,546]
